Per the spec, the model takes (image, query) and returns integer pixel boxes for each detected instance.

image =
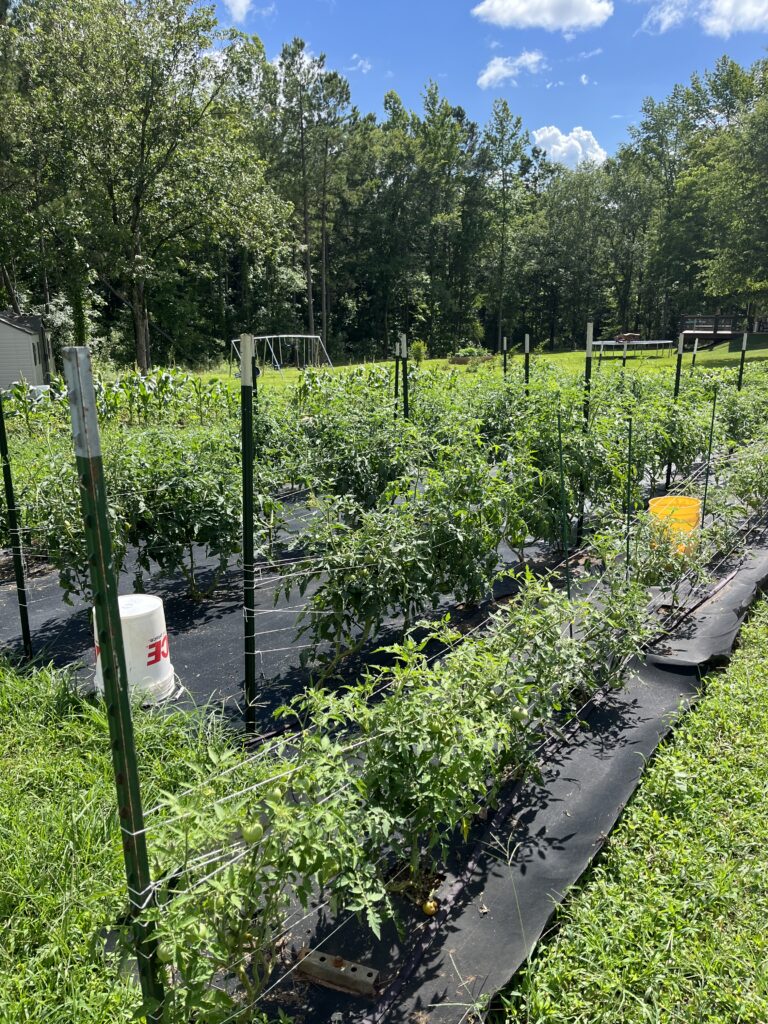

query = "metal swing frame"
[230,334,333,374]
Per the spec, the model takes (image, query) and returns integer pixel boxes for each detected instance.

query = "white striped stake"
[622,334,628,368]
[502,335,508,378]
[524,333,530,395]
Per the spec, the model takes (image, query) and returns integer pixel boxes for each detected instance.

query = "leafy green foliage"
[499,599,768,1024]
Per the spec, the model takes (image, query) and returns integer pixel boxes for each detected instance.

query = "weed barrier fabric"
[3,539,766,1020]
[0,534,538,733]
[647,546,768,669]
[265,659,700,1024]
[270,543,768,1024]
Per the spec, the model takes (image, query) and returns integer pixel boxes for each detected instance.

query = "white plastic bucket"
[94,594,175,702]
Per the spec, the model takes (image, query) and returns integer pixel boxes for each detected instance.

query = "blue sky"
[216,0,768,165]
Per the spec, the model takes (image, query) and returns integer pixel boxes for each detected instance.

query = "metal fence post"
[62,347,164,1021]
[240,334,257,734]
[0,390,32,658]
[737,332,748,391]
[502,336,507,379]
[626,417,633,579]
[393,340,400,421]
[557,409,573,640]
[583,322,593,425]
[701,384,718,526]
[400,334,409,420]
[524,333,530,396]
[665,333,685,490]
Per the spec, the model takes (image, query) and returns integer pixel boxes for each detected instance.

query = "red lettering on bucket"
[147,634,170,666]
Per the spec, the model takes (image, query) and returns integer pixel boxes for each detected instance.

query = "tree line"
[1,0,766,369]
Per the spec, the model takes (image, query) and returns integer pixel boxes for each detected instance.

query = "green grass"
[0,660,232,1024]
[196,336,768,391]
[498,599,768,1024]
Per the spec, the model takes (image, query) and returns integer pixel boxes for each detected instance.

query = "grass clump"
[0,659,231,1024]
[499,599,768,1024]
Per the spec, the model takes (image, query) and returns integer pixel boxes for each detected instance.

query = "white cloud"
[610,113,624,118]
[346,53,373,74]
[477,49,547,88]
[642,0,689,31]
[533,125,607,167]
[577,46,603,58]
[223,0,251,18]
[472,0,614,33]
[222,0,275,20]
[490,39,503,48]
[580,72,590,84]
[642,0,768,35]
[546,79,566,88]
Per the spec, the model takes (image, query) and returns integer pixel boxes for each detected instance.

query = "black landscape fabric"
[1,540,767,1023]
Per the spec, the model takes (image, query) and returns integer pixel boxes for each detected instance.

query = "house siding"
[0,321,43,388]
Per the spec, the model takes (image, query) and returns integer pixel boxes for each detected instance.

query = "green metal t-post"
[400,334,409,420]
[625,417,633,579]
[690,336,699,374]
[502,336,507,379]
[665,333,685,491]
[393,341,400,420]
[737,332,748,391]
[701,384,718,527]
[240,334,257,734]
[524,333,530,397]
[62,348,164,1021]
[583,321,594,425]
[0,391,32,659]
[557,410,574,640]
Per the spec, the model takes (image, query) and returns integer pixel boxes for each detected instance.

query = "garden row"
[126,446,768,1022]
[4,362,768,1022]
[3,362,768,667]
[498,598,768,1024]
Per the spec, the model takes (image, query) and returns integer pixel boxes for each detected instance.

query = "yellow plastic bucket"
[648,496,701,554]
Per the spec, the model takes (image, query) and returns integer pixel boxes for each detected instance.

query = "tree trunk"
[71,288,87,346]
[497,171,507,352]
[1,265,21,315]
[298,87,315,336]
[320,137,329,348]
[383,288,390,358]
[132,278,150,371]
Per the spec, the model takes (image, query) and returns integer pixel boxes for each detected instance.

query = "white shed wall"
[0,323,43,388]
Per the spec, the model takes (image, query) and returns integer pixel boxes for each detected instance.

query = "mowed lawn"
[497,599,768,1024]
[198,335,768,392]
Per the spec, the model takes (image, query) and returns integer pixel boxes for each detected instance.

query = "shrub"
[410,339,428,365]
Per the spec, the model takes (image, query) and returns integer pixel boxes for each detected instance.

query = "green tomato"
[242,821,264,844]
[323,858,340,881]
[156,942,175,964]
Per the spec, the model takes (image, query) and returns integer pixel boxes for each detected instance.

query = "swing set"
[230,334,333,375]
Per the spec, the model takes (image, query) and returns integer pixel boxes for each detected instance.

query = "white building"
[0,312,53,389]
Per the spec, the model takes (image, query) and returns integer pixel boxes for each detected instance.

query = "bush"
[410,339,428,365]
